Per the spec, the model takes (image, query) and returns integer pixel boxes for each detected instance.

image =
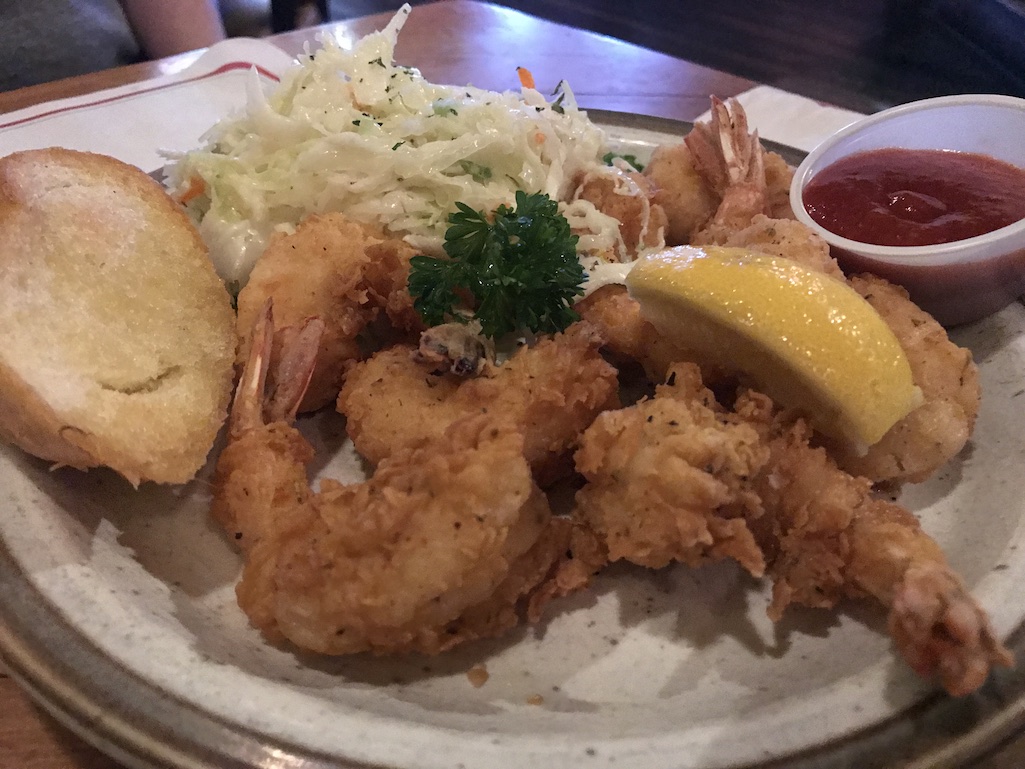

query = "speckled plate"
[3,40,1025,769]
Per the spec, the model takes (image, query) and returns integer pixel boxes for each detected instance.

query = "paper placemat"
[0,38,294,171]
[698,85,865,154]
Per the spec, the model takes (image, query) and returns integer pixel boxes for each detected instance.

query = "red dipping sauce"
[801,148,1025,247]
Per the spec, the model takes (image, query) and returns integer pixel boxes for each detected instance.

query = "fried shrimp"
[737,396,1011,696]
[575,284,697,383]
[212,302,600,655]
[687,96,770,242]
[708,213,844,280]
[575,283,741,389]
[579,278,976,490]
[574,363,768,575]
[570,360,1011,695]
[572,166,668,260]
[643,141,718,246]
[642,97,794,247]
[613,98,980,487]
[826,274,981,485]
[235,213,420,412]
[338,321,621,485]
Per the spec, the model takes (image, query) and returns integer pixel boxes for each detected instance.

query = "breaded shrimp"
[664,99,810,265]
[572,166,667,260]
[580,274,978,487]
[687,96,770,243]
[642,98,793,246]
[211,302,600,655]
[574,363,768,575]
[824,274,981,485]
[736,395,1011,696]
[235,213,420,412]
[615,98,980,486]
[338,322,621,485]
[708,213,844,280]
[643,141,718,246]
[571,362,1011,695]
[575,284,692,382]
[362,229,424,334]
[641,97,796,248]
[575,284,732,385]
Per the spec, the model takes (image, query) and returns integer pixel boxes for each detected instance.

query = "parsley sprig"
[408,191,585,338]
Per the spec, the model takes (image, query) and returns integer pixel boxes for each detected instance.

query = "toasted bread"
[0,148,236,485]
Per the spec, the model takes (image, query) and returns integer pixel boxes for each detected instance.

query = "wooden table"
[0,2,1021,768]
[0,0,754,120]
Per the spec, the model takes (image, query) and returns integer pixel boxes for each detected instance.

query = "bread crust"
[0,148,236,485]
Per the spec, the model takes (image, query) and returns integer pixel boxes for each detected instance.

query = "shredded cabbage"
[165,4,621,284]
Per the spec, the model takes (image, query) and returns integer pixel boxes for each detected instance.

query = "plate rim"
[584,107,810,168]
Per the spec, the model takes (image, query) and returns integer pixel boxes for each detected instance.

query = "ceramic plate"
[3,38,1025,769]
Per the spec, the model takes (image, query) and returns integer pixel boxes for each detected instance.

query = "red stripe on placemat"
[0,61,281,130]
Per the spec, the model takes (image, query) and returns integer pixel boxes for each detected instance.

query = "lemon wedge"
[625,246,923,448]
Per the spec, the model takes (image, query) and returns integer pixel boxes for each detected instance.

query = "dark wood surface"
[442,0,1025,114]
[0,0,755,121]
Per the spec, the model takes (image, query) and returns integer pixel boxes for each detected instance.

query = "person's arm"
[117,0,227,59]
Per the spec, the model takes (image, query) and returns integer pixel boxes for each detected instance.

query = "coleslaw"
[165,4,633,285]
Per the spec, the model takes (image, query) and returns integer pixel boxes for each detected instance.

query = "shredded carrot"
[177,175,206,206]
[534,130,546,144]
[516,66,535,90]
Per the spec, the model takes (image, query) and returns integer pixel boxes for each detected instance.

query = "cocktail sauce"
[802,148,1025,247]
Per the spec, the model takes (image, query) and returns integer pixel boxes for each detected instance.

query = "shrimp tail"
[890,564,1014,696]
[686,97,770,242]
[230,299,275,438]
[685,96,765,196]
[266,317,326,424]
[230,298,325,436]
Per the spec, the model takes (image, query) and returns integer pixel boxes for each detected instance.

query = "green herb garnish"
[602,151,645,171]
[457,160,493,183]
[432,101,459,117]
[408,191,585,338]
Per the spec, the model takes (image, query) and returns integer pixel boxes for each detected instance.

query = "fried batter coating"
[567,354,1009,695]
[236,213,419,412]
[643,141,718,246]
[762,149,796,221]
[575,284,696,383]
[574,167,667,260]
[736,397,1011,696]
[338,322,620,485]
[709,213,844,280]
[212,302,599,655]
[643,97,795,247]
[574,363,768,574]
[826,274,981,485]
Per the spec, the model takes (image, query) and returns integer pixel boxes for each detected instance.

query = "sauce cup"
[790,94,1025,326]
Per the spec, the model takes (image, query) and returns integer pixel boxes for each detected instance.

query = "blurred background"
[222,0,1025,114]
